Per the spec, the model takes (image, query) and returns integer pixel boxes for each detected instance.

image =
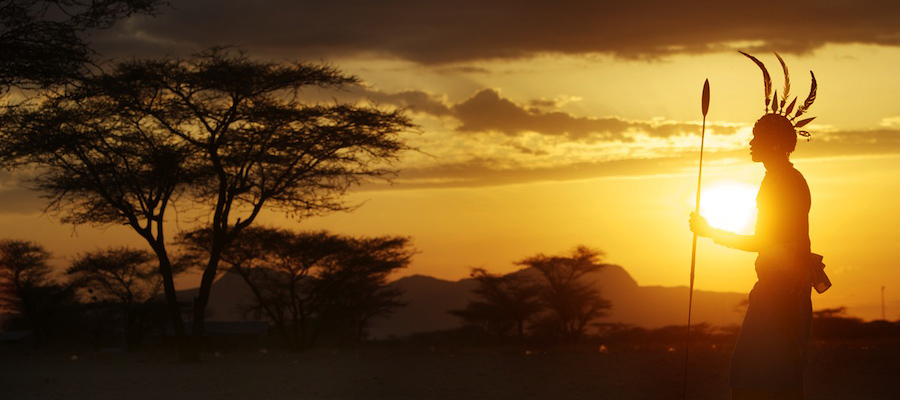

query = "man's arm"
[689,212,760,252]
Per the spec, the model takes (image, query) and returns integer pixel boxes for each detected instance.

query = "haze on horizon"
[2,0,899,321]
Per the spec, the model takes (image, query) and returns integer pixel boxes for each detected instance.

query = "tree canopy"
[0,0,161,91]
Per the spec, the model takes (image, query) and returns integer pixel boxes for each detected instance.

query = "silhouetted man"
[690,53,818,400]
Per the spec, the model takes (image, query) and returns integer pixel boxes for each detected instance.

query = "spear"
[683,79,710,399]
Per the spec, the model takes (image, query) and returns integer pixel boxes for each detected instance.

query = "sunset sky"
[2,0,900,321]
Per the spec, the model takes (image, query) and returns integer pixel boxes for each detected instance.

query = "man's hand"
[689,212,713,238]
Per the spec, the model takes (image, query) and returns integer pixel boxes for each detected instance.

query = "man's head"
[740,52,818,163]
[750,114,796,162]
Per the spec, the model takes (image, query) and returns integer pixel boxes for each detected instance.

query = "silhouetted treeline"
[0,0,162,92]
[0,240,82,346]
[450,246,611,346]
[0,239,185,349]
[0,231,411,352]
[596,309,900,347]
[810,307,900,341]
[179,227,411,351]
[4,235,900,354]
[409,309,900,352]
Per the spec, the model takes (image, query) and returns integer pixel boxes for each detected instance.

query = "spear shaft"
[683,79,710,399]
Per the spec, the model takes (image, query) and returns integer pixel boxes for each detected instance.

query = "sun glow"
[698,182,758,234]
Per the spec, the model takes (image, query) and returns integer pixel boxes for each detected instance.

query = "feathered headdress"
[739,51,818,138]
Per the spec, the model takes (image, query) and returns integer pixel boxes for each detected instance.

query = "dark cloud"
[350,86,737,139]
[349,86,734,139]
[451,88,735,139]
[98,0,900,64]
[453,89,629,139]
[529,99,560,109]
[360,89,453,116]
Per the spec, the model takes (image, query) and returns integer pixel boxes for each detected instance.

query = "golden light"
[698,182,758,234]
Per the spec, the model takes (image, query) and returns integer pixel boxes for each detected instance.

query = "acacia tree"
[0,239,77,344]
[179,227,411,350]
[450,268,541,344]
[315,235,410,345]
[0,49,414,360]
[0,0,161,91]
[518,246,611,344]
[1,93,197,356]
[67,247,181,350]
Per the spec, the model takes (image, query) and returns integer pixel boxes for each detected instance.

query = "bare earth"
[1,341,897,400]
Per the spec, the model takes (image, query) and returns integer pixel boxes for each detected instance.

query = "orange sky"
[2,1,900,321]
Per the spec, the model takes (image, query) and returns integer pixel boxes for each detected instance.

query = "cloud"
[350,86,737,140]
[386,156,692,189]
[880,116,900,128]
[450,88,737,140]
[368,128,900,190]
[808,129,900,157]
[359,88,453,116]
[529,95,582,109]
[453,89,623,139]
[98,0,900,64]
[354,87,900,156]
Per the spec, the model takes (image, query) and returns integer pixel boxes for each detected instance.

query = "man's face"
[749,128,775,163]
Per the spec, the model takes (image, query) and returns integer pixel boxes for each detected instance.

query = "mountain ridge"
[370,264,746,338]
[181,264,748,338]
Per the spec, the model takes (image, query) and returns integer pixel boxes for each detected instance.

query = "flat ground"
[0,341,897,399]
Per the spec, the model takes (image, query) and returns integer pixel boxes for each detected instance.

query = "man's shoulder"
[785,167,811,202]
[786,167,809,186]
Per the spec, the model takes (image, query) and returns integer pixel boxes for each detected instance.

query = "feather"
[739,51,772,111]
[785,97,797,115]
[794,71,818,119]
[794,117,816,128]
[772,89,779,113]
[770,90,775,113]
[774,52,791,101]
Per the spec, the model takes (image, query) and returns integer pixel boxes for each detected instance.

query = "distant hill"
[372,274,480,338]
[372,264,747,338]
[179,264,748,338]
[586,264,746,328]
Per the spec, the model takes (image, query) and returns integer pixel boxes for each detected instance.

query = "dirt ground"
[1,341,897,400]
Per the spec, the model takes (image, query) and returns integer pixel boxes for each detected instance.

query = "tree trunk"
[150,245,192,361]
[189,240,226,359]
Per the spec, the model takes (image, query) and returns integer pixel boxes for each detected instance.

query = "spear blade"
[702,79,710,117]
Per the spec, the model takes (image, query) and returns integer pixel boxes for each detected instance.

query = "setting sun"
[698,182,758,234]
